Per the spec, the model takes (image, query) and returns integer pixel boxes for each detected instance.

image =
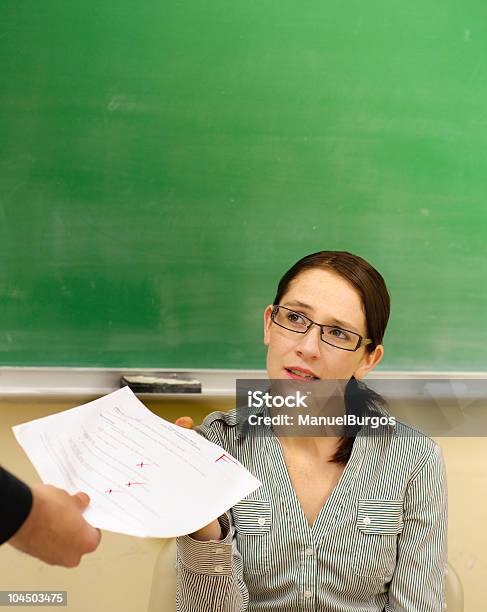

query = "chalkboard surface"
[1,1,486,370]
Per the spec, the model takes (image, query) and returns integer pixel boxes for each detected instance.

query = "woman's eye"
[328,327,349,340]
[287,312,305,324]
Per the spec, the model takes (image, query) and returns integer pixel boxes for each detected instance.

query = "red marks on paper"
[215,453,238,465]
[105,482,144,493]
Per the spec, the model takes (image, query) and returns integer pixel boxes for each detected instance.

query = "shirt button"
[214,564,224,573]
[304,590,313,599]
[363,515,371,525]
[444,566,449,576]
[305,547,314,556]
[258,516,266,526]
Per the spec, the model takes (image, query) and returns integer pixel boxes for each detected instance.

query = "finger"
[84,526,102,552]
[175,416,189,425]
[175,416,194,429]
[72,491,90,508]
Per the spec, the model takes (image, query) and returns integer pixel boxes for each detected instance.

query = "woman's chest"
[231,491,405,601]
[284,460,345,527]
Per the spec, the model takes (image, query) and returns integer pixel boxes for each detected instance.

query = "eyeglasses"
[271,305,373,352]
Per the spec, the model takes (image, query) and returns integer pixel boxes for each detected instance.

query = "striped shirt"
[176,406,448,611]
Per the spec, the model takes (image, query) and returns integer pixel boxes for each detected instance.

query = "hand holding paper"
[13,387,261,538]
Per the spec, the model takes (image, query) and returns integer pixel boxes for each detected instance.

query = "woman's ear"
[354,344,384,379]
[263,305,274,346]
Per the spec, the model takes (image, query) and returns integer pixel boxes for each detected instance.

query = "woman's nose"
[295,323,322,359]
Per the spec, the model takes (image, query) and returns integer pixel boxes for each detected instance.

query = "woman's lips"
[284,367,319,381]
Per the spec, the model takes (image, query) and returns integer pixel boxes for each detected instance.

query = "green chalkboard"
[1,1,486,370]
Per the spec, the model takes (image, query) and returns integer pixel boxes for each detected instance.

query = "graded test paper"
[12,387,261,538]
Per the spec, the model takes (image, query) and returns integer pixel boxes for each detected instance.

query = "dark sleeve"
[0,466,33,544]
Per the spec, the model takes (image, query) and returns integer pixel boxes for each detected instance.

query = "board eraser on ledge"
[121,375,202,393]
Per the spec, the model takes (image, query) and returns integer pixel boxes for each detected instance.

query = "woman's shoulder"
[361,405,444,472]
[392,417,440,447]
[386,417,445,474]
[367,404,440,451]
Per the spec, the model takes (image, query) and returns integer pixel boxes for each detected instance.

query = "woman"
[175,251,448,611]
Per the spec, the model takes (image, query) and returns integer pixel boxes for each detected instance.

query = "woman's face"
[263,268,384,381]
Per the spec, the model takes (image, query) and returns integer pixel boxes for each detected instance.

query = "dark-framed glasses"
[271,305,373,352]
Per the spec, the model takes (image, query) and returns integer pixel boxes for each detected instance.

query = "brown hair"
[272,250,391,464]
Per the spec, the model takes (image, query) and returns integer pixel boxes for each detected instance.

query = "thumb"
[175,416,194,429]
[72,491,90,509]
[84,526,102,552]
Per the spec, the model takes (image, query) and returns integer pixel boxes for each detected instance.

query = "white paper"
[12,387,261,538]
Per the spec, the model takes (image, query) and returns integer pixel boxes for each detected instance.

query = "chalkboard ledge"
[0,367,486,401]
